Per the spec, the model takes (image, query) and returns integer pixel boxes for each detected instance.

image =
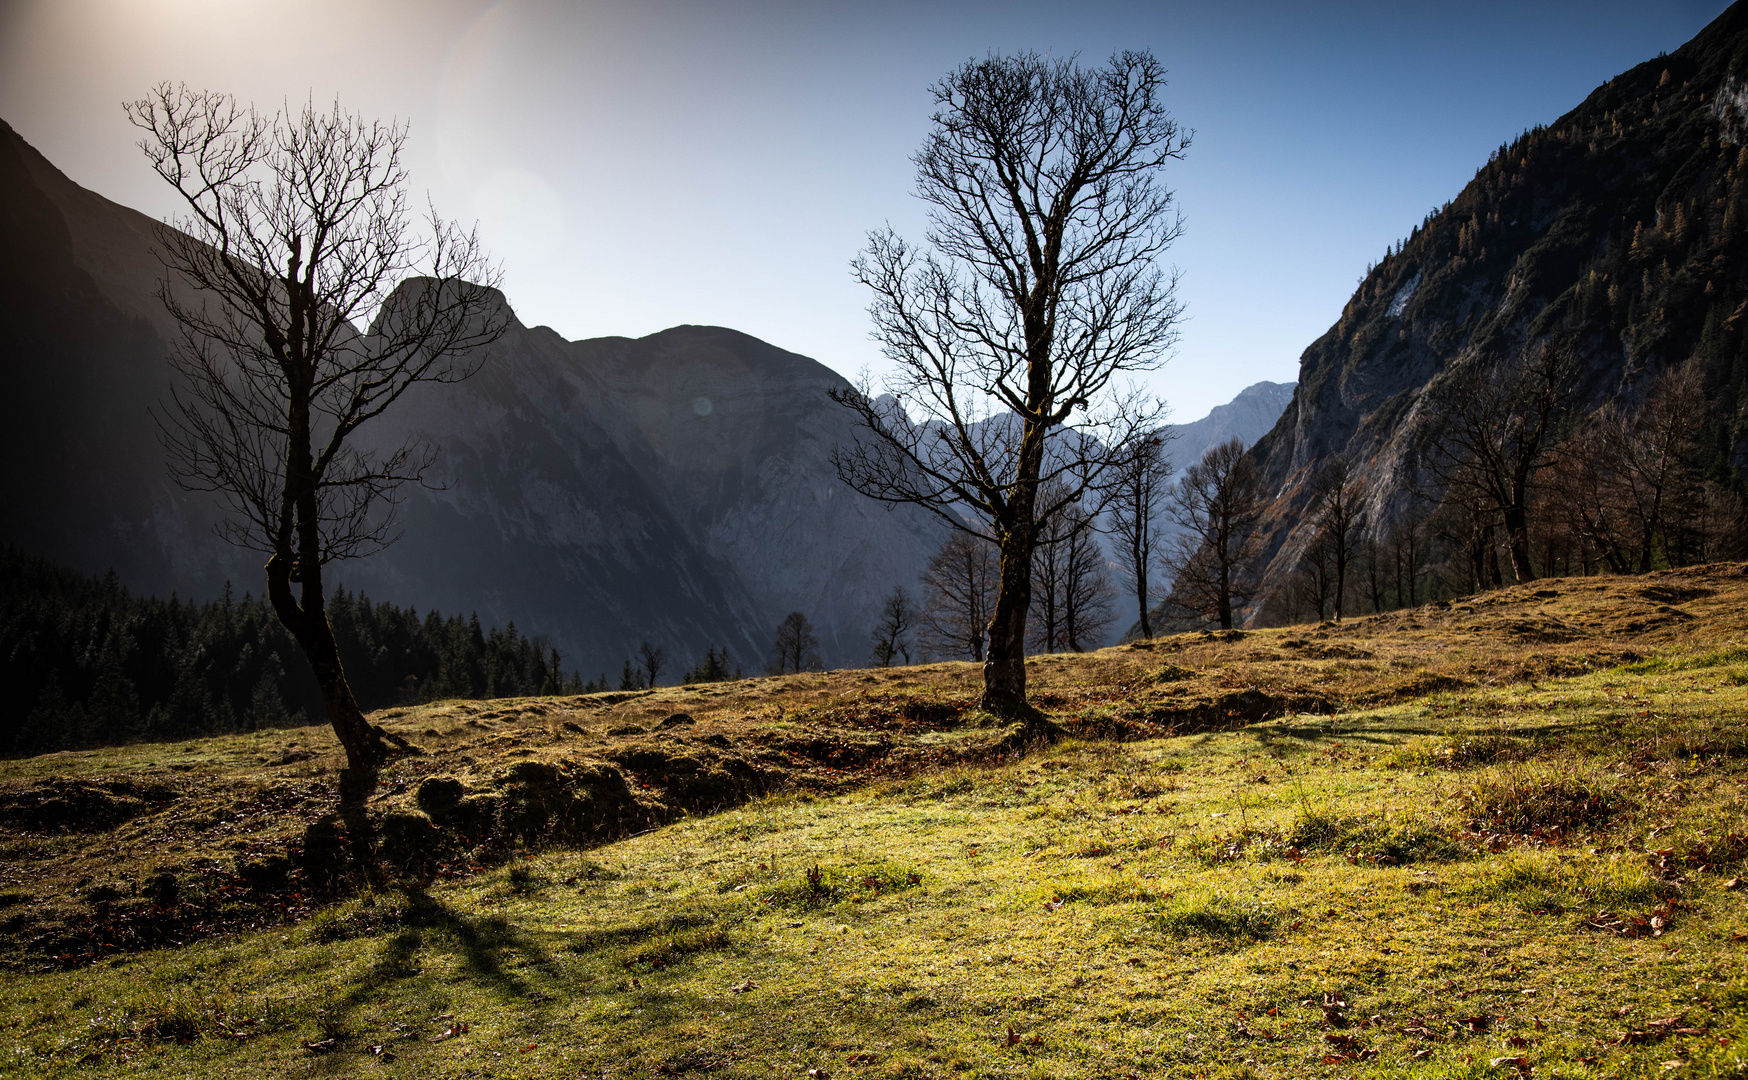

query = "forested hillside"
[0,549,580,756]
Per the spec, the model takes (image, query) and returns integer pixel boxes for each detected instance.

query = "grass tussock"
[1457,769,1624,837]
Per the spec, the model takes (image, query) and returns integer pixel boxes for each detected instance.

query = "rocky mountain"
[1160,381,1295,483]
[1235,1,1748,622]
[0,116,946,676]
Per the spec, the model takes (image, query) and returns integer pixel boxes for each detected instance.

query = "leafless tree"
[1388,515,1423,608]
[1059,510,1117,651]
[770,612,823,675]
[1106,432,1171,638]
[830,51,1187,719]
[637,641,667,688]
[870,586,918,667]
[127,85,506,802]
[920,531,999,661]
[1429,343,1578,583]
[1297,526,1333,623]
[1309,457,1364,622]
[1161,439,1263,629]
[1598,361,1704,572]
[1030,491,1115,652]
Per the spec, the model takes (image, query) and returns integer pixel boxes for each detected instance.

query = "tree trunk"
[982,530,1034,716]
[1132,533,1152,639]
[1502,504,1536,583]
[1216,557,1234,630]
[266,556,383,805]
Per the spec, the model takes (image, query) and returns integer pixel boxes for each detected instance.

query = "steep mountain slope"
[0,117,944,675]
[1238,1,1748,620]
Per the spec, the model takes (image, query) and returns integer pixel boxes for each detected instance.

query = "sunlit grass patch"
[1289,809,1469,865]
[1459,850,1668,912]
[1147,890,1284,942]
[758,859,923,910]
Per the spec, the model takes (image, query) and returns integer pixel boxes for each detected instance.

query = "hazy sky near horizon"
[0,0,1734,420]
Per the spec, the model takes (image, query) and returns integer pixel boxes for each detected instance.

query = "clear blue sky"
[0,0,1733,419]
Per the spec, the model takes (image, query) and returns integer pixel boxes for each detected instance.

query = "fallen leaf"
[729,979,758,993]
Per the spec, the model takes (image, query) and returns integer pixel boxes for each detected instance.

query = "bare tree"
[1161,439,1263,629]
[920,531,998,661]
[770,612,823,675]
[1031,489,1114,652]
[870,586,918,667]
[637,641,667,688]
[1388,515,1423,608]
[1429,343,1578,583]
[127,86,506,802]
[1107,432,1171,638]
[1309,457,1364,622]
[830,51,1187,719]
[1297,526,1333,623]
[1059,507,1117,650]
[1600,361,1704,572]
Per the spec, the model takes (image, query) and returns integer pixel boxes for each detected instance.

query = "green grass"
[5,654,1748,1077]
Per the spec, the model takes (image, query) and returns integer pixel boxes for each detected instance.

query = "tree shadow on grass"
[1242,713,1604,750]
[344,886,557,1006]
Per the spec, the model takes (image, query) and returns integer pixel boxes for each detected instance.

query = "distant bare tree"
[1297,526,1333,623]
[770,612,823,675]
[920,532,998,661]
[1030,490,1115,652]
[1309,457,1364,622]
[1059,508,1117,651]
[637,641,667,688]
[870,586,918,667]
[830,50,1187,719]
[1388,514,1423,608]
[1107,432,1172,639]
[1161,439,1263,629]
[1429,343,1578,583]
[127,85,506,803]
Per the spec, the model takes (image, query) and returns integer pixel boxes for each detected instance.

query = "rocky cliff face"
[1238,1,1748,621]
[0,118,945,676]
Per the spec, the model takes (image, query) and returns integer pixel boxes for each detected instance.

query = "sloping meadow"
[2,565,1747,1077]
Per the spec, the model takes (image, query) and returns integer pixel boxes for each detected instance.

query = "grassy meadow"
[3,567,1748,1078]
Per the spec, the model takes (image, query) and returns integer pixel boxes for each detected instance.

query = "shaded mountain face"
[1237,1,1748,621]
[0,118,945,676]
